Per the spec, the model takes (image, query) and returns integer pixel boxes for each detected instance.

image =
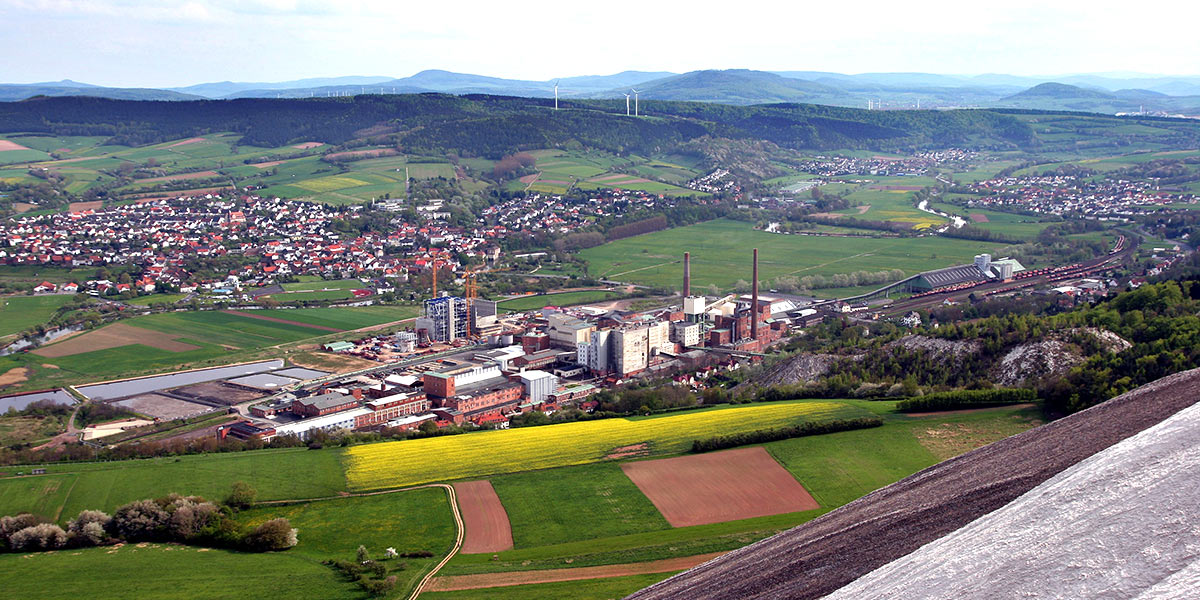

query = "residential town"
[959,174,1196,217]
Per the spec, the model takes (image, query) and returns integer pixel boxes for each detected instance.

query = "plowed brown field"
[621,447,818,527]
[453,480,513,554]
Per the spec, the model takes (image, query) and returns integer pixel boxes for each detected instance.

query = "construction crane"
[428,250,451,298]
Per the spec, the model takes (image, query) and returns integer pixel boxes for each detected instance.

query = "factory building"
[671,321,702,346]
[518,370,559,403]
[578,329,612,374]
[423,296,471,342]
[612,326,650,376]
[547,313,596,348]
[910,254,1027,292]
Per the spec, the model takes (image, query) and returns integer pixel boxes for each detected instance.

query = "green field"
[0,265,103,287]
[0,400,1042,599]
[0,295,73,337]
[0,544,363,600]
[836,185,943,228]
[423,573,678,600]
[0,148,52,165]
[930,200,1057,240]
[441,402,1041,582]
[239,488,457,597]
[513,150,702,196]
[492,462,670,548]
[496,290,621,313]
[123,293,187,306]
[577,219,1009,292]
[0,447,347,520]
[268,279,366,301]
[251,305,421,330]
[0,309,351,392]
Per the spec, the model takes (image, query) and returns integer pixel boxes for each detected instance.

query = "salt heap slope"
[828,399,1200,599]
[626,368,1200,600]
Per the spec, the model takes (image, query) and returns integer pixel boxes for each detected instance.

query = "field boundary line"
[52,473,79,523]
[409,484,463,600]
[609,259,681,279]
[425,551,727,591]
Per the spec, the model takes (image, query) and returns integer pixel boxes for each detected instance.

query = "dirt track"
[427,552,725,591]
[627,368,1200,600]
[622,447,818,527]
[453,480,513,554]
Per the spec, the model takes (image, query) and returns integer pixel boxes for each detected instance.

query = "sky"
[2,0,1199,87]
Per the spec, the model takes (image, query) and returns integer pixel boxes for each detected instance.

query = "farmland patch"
[454,480,514,553]
[0,139,33,151]
[622,447,819,527]
[345,401,869,491]
[32,323,201,358]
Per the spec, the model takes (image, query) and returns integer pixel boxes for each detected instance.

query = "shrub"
[398,550,434,558]
[9,523,69,550]
[245,518,297,551]
[895,388,1036,412]
[361,576,397,597]
[225,481,257,510]
[76,521,108,546]
[111,499,169,541]
[68,510,112,546]
[0,513,42,549]
[325,558,363,578]
[167,500,220,540]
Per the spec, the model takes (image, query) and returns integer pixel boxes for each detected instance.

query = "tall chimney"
[683,252,691,297]
[751,248,759,340]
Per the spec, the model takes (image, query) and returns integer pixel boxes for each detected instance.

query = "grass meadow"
[422,573,679,600]
[492,462,671,548]
[496,290,621,313]
[0,447,348,520]
[251,305,421,330]
[837,186,944,229]
[0,295,73,337]
[0,544,364,600]
[577,219,1009,292]
[0,307,428,396]
[238,487,457,596]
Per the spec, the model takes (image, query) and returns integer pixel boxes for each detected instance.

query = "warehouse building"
[518,370,559,403]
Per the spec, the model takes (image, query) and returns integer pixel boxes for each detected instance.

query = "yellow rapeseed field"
[344,401,867,491]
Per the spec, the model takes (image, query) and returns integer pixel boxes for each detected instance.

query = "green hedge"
[690,417,883,453]
[896,388,1035,412]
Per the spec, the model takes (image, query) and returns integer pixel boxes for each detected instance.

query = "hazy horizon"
[3,0,1199,88]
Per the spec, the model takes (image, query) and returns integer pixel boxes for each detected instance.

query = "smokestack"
[683,252,691,297]
[751,248,759,340]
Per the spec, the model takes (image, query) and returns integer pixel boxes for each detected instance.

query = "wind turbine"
[631,89,640,116]
[624,93,631,116]
[553,80,559,110]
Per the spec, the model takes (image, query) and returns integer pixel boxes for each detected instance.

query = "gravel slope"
[626,368,1200,600]
[827,400,1200,599]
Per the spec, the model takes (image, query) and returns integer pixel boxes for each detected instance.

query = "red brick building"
[292,392,358,418]
[356,392,431,427]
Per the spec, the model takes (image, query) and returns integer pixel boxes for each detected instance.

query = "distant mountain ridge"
[5,69,1200,114]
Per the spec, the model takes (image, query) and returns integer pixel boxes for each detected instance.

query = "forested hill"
[0,94,1037,157]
